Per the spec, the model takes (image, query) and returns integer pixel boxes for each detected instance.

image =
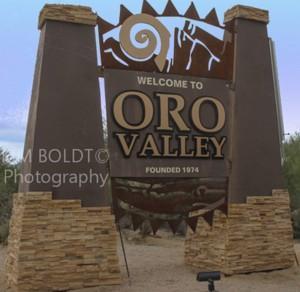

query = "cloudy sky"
[0,0,299,159]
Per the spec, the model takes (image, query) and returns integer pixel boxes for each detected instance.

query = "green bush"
[283,132,300,237]
[0,222,9,245]
[292,209,300,239]
[0,148,19,244]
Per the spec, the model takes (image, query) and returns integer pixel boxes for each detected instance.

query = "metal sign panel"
[105,69,230,178]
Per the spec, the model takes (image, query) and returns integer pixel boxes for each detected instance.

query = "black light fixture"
[197,271,221,292]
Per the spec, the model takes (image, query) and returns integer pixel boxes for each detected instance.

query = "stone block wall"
[185,190,295,275]
[6,192,120,291]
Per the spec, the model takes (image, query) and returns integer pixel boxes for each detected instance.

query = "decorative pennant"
[131,214,145,231]
[203,211,214,226]
[97,16,115,34]
[150,219,163,235]
[142,0,158,16]
[168,219,182,234]
[163,0,180,17]
[204,8,220,27]
[186,216,199,232]
[119,4,133,24]
[184,2,200,20]
[217,202,228,216]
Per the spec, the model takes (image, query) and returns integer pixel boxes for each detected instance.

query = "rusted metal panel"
[98,2,235,230]
[111,177,227,232]
[104,67,230,231]
[104,69,231,178]
[97,1,234,80]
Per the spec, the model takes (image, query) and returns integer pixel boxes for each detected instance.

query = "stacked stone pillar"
[6,4,121,291]
[185,190,294,274]
[185,5,295,274]
[6,193,120,291]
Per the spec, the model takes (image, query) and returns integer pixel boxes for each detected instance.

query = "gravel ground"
[1,234,300,292]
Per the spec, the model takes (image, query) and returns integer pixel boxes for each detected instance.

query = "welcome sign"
[97,3,236,227]
[7,4,291,291]
[105,69,230,178]
[18,1,284,232]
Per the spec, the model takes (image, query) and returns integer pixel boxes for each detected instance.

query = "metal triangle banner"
[186,217,199,233]
[142,0,158,16]
[184,2,200,20]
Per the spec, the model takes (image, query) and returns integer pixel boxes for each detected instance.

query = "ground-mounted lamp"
[197,271,221,292]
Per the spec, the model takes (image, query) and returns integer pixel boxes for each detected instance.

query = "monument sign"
[5,2,294,292]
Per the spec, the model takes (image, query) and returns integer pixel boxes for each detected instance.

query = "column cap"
[224,5,269,24]
[38,4,98,29]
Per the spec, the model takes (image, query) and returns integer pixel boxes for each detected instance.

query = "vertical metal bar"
[117,222,131,282]
[269,38,285,162]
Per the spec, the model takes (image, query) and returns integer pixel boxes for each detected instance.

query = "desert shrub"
[0,222,9,244]
[292,209,300,238]
[283,133,300,238]
[0,148,19,244]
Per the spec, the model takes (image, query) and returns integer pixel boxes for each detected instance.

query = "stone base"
[6,192,121,292]
[185,190,295,275]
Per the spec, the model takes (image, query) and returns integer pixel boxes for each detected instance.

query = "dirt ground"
[1,233,300,292]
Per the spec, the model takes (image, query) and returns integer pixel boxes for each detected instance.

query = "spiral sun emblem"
[119,14,171,72]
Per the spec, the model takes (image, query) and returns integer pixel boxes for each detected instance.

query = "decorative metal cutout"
[97,0,234,79]
[112,178,228,233]
[100,1,232,233]
[119,14,171,72]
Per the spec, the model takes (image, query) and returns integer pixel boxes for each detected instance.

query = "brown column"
[225,5,284,203]
[19,5,109,206]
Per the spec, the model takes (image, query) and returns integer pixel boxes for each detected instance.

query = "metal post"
[117,222,131,283]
